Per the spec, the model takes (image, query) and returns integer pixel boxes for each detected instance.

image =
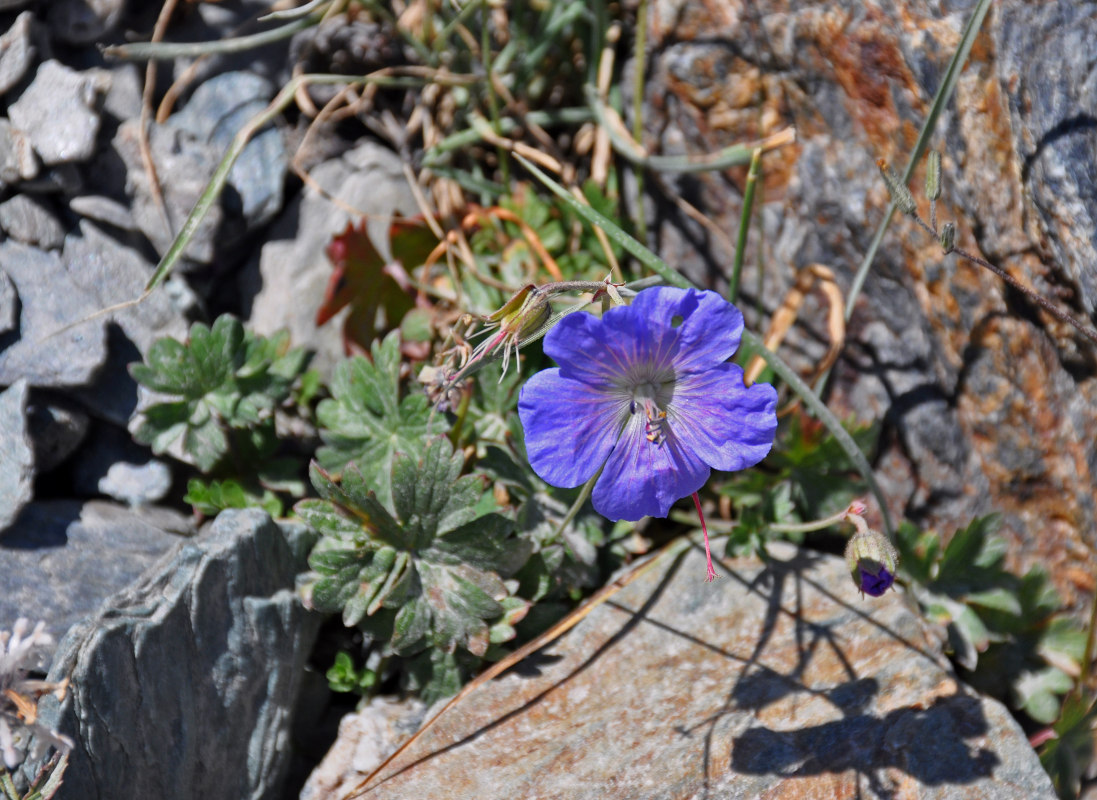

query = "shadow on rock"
[732,691,999,788]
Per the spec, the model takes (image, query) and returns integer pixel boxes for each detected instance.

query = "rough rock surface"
[313,545,1053,800]
[31,510,320,800]
[0,240,107,387]
[242,140,418,377]
[0,11,36,97]
[8,59,107,165]
[0,380,34,532]
[26,394,90,472]
[0,500,191,667]
[636,0,1097,607]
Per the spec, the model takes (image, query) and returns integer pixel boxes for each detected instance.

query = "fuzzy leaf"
[315,332,431,507]
[129,314,307,474]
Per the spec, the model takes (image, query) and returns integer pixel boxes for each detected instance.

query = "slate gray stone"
[8,60,108,165]
[242,140,418,377]
[0,118,39,186]
[68,195,138,233]
[46,0,125,45]
[999,3,1097,317]
[0,194,66,249]
[69,419,157,499]
[321,545,1054,800]
[0,500,190,666]
[0,270,16,333]
[63,220,192,423]
[169,71,287,228]
[26,394,90,473]
[0,380,34,533]
[0,240,107,387]
[31,510,320,800]
[0,12,36,97]
[98,460,173,507]
[113,118,226,266]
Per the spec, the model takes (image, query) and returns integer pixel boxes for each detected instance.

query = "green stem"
[103,15,317,60]
[729,148,762,303]
[841,0,993,324]
[551,469,600,545]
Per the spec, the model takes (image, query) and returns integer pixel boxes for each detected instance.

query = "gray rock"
[0,240,107,387]
[0,194,66,249]
[70,420,153,498]
[0,270,15,333]
[113,118,226,266]
[31,510,320,800]
[47,0,125,45]
[0,380,34,532]
[242,140,418,377]
[98,460,173,507]
[999,4,1097,317]
[322,545,1054,799]
[300,696,427,800]
[169,71,287,228]
[63,220,192,423]
[99,62,142,125]
[26,395,90,472]
[8,60,108,165]
[68,194,139,232]
[0,118,39,186]
[0,12,36,97]
[633,0,1097,605]
[0,500,191,667]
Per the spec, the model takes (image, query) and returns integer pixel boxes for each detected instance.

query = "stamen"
[643,402,668,446]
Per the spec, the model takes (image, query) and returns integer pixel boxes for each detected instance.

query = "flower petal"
[518,367,623,488]
[592,416,711,521]
[669,363,778,472]
[628,287,744,374]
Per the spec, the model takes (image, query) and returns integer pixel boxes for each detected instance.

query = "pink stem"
[692,492,718,582]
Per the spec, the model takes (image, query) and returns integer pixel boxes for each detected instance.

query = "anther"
[644,404,669,446]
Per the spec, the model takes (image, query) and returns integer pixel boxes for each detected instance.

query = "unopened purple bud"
[845,529,899,598]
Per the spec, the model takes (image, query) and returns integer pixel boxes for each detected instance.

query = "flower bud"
[877,158,917,216]
[939,222,955,253]
[924,151,942,201]
[845,528,899,598]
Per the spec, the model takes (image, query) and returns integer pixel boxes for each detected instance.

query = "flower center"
[629,382,670,447]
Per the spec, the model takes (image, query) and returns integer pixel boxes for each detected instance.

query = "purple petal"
[669,363,778,472]
[591,416,711,521]
[518,368,623,488]
[628,287,744,374]
[541,311,627,387]
[859,566,895,597]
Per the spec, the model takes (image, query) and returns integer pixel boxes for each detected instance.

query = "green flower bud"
[845,528,899,598]
[877,158,917,216]
[939,222,955,253]
[925,151,942,201]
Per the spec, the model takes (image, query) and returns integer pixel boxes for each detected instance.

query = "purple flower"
[856,565,896,598]
[518,286,778,522]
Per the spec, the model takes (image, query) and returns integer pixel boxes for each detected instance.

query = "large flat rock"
[332,544,1053,799]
